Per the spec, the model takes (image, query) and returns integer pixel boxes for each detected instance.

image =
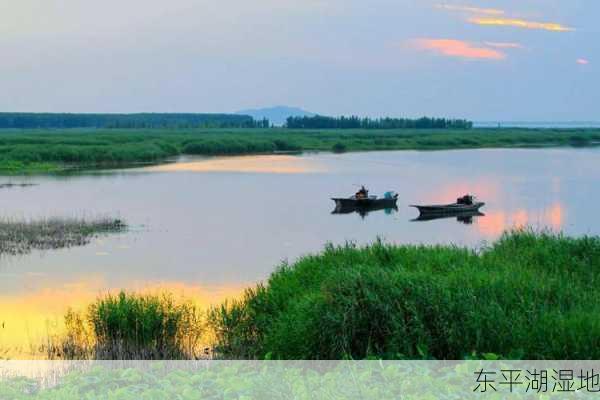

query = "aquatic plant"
[52,291,205,360]
[21,229,600,361]
[0,127,598,173]
[0,361,477,399]
[0,217,126,256]
[209,230,600,360]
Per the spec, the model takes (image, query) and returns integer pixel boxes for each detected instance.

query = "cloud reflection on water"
[145,155,324,174]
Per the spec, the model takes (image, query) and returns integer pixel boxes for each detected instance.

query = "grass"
[11,230,600,360]
[50,292,205,360]
[0,127,599,173]
[8,230,600,360]
[208,230,600,360]
[0,217,126,256]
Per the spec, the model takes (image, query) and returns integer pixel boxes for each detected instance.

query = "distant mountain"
[236,106,315,126]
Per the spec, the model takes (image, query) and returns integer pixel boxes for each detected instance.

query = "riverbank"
[25,230,600,360]
[1,128,599,174]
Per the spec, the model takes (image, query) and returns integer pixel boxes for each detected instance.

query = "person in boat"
[356,186,369,199]
[457,194,474,205]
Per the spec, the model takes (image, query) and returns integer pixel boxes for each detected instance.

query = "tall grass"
[0,127,598,173]
[52,292,205,360]
[209,231,600,360]
[35,230,600,360]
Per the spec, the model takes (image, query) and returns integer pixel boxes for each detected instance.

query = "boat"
[411,194,485,215]
[332,202,398,218]
[332,186,399,209]
[412,210,485,224]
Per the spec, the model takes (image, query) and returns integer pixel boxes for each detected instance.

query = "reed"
[0,128,598,173]
[50,291,205,360]
[0,217,125,256]
[209,230,600,360]
[28,229,600,360]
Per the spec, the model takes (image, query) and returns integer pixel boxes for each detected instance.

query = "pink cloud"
[469,17,574,32]
[576,58,589,65]
[484,42,523,49]
[436,4,505,16]
[413,38,505,60]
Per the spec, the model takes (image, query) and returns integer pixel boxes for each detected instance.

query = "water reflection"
[412,211,485,224]
[332,203,398,218]
[0,279,246,358]
[145,155,324,174]
[475,203,566,236]
[0,148,597,357]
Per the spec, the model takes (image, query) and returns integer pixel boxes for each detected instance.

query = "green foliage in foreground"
[209,230,600,360]
[0,362,501,400]
[55,292,204,360]
[0,127,599,173]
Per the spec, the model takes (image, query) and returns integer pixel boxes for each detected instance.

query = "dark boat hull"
[411,202,485,215]
[332,202,398,217]
[412,210,485,224]
[332,197,398,208]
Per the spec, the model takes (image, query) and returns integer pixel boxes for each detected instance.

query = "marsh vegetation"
[0,217,126,256]
[24,230,600,360]
[48,292,205,360]
[0,128,598,173]
[209,230,600,360]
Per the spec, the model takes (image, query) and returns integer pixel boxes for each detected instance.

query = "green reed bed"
[209,230,600,360]
[0,128,599,173]
[33,230,600,360]
[0,217,126,256]
[52,292,205,360]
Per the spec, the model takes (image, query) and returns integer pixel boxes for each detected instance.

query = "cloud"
[469,17,575,32]
[576,58,589,65]
[484,42,524,49]
[412,39,506,60]
[436,4,505,16]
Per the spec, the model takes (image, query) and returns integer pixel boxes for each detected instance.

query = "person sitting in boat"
[356,186,369,199]
[457,194,474,205]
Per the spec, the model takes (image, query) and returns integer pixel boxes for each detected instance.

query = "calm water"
[1,148,599,350]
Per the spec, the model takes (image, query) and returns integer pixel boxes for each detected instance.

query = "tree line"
[285,115,473,129]
[0,113,270,129]
[0,112,472,130]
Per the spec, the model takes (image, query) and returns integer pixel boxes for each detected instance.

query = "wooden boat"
[332,202,398,218]
[332,187,398,209]
[411,195,484,215]
[412,211,485,224]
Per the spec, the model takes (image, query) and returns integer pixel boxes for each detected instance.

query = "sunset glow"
[0,279,247,357]
[413,39,505,60]
[469,17,575,32]
[146,155,323,174]
[436,4,505,15]
[546,203,564,229]
[475,204,566,238]
[484,42,524,49]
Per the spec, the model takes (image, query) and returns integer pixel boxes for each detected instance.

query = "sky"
[1,0,598,121]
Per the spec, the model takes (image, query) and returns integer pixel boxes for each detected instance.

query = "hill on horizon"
[236,106,315,126]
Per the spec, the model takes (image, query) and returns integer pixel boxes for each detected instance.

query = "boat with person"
[332,186,399,209]
[411,194,485,215]
[332,201,398,218]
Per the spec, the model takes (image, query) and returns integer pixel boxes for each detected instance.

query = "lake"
[1,148,599,354]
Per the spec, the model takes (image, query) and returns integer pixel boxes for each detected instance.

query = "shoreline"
[0,127,599,175]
